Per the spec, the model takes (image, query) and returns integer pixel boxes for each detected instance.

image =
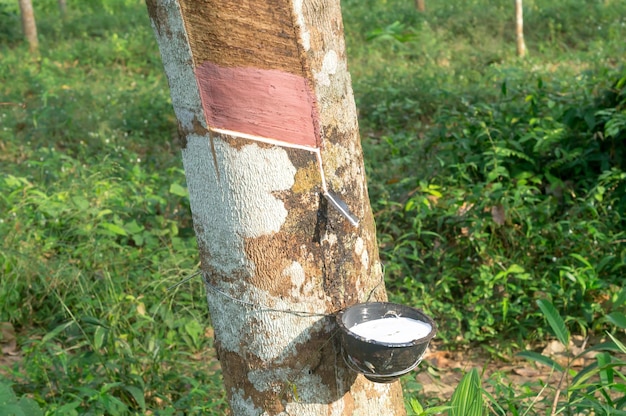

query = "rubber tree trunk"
[415,0,426,12]
[515,0,527,57]
[18,0,38,52]
[145,0,406,415]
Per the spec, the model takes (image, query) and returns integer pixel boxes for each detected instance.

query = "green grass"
[1,0,625,413]
[1,0,226,413]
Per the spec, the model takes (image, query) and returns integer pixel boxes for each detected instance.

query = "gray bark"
[18,0,38,52]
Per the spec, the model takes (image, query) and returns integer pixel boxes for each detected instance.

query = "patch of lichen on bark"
[216,343,286,415]
[291,160,321,194]
[241,145,324,301]
[193,213,251,288]
[216,324,355,415]
[244,233,308,298]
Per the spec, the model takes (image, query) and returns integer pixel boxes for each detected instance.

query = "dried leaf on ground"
[0,322,18,356]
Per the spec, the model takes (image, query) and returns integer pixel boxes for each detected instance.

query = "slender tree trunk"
[146,0,406,415]
[18,0,38,52]
[58,0,67,18]
[415,0,426,12]
[515,0,527,57]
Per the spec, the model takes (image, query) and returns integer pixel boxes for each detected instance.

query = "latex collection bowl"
[336,302,436,383]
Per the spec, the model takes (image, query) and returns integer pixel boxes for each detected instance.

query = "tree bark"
[145,0,406,415]
[415,0,426,12]
[18,0,38,52]
[515,0,527,57]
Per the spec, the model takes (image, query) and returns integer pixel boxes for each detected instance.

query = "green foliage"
[364,60,626,346]
[0,147,225,413]
[351,0,626,410]
[407,397,450,416]
[351,9,625,349]
[537,299,569,346]
[516,300,626,414]
[408,368,485,416]
[0,381,42,416]
[449,369,486,416]
[411,298,626,414]
[0,1,225,413]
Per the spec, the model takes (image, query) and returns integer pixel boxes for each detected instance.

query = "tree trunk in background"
[58,0,67,18]
[515,0,527,57]
[145,0,405,415]
[415,0,426,12]
[18,0,38,52]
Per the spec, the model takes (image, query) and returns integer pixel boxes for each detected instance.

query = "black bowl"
[336,302,436,383]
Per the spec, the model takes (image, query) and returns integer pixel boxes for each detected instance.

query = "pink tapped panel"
[196,62,319,148]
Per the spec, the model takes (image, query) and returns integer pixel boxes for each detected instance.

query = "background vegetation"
[1,0,624,414]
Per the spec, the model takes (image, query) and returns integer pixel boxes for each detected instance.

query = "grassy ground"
[1,0,625,414]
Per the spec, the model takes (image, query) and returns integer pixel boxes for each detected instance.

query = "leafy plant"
[408,369,485,416]
[518,299,626,414]
[449,369,486,416]
[0,381,42,416]
[374,69,626,346]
